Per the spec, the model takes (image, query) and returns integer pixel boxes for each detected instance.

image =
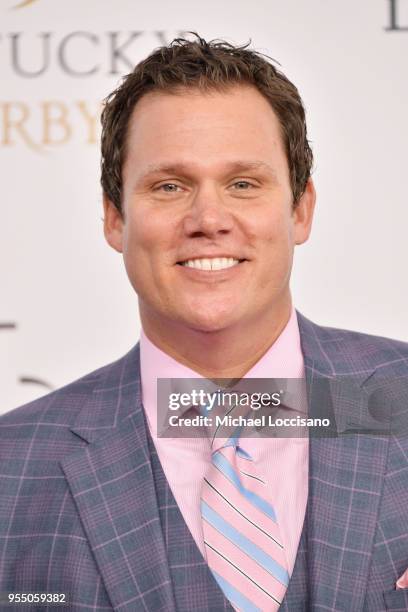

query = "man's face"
[104,84,315,333]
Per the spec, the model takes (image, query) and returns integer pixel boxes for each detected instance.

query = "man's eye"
[232,181,253,190]
[158,183,181,192]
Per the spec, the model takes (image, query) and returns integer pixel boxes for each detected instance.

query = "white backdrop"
[1,0,407,413]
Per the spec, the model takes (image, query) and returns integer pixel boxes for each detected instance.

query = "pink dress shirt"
[140,308,308,577]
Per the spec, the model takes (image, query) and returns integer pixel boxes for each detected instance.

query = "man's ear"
[103,195,124,253]
[292,178,316,245]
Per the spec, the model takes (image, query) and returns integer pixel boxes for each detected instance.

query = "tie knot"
[211,424,253,461]
[196,394,256,451]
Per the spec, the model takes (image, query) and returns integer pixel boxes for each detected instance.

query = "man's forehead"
[126,83,281,136]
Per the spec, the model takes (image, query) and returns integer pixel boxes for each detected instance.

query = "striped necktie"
[200,431,289,611]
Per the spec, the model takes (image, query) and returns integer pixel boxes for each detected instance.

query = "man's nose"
[182,185,234,238]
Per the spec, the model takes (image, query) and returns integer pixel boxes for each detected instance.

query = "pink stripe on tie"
[204,460,284,551]
[203,482,286,566]
[204,520,288,602]
[205,541,280,610]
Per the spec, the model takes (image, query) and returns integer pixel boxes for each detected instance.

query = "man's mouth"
[177,257,246,271]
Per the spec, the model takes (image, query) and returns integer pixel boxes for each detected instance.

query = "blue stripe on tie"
[202,501,289,587]
[212,452,277,522]
[211,571,262,612]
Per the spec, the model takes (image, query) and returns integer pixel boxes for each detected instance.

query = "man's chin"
[178,309,241,334]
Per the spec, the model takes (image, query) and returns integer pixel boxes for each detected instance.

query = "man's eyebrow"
[138,160,277,181]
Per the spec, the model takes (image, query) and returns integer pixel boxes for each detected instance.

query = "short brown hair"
[101,32,313,212]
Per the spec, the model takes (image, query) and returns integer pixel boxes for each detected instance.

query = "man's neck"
[140,300,292,380]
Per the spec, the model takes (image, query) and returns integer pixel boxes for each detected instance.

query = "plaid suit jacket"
[1,312,408,611]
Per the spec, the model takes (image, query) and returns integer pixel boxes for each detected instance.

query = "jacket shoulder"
[320,323,408,356]
[297,312,408,374]
[0,346,140,470]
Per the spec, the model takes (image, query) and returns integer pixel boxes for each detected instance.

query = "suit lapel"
[297,313,390,611]
[60,346,176,612]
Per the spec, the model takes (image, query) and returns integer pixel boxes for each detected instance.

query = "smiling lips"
[178,257,245,271]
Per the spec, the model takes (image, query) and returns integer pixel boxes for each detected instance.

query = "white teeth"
[181,257,240,270]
